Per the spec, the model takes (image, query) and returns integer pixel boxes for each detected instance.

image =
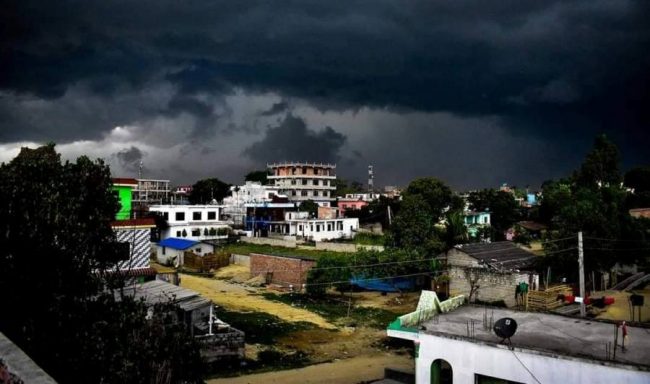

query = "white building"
[222,181,289,225]
[388,293,650,384]
[267,162,337,207]
[149,205,231,241]
[266,211,359,241]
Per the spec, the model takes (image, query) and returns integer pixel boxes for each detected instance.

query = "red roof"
[111,218,156,228]
[112,178,138,186]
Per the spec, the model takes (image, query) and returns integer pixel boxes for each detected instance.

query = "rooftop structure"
[451,241,537,271]
[388,292,650,383]
[132,178,171,207]
[149,205,230,241]
[267,162,337,206]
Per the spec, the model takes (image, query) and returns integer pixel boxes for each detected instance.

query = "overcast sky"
[1,1,648,190]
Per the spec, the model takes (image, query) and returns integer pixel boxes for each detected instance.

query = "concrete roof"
[0,332,57,383]
[419,305,650,370]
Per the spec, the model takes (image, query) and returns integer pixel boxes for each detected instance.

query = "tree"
[444,210,469,248]
[299,199,319,218]
[333,178,365,197]
[539,136,650,279]
[468,189,520,241]
[0,145,203,383]
[189,177,230,204]
[574,134,622,188]
[244,170,269,185]
[624,166,650,208]
[388,195,445,255]
[403,177,452,220]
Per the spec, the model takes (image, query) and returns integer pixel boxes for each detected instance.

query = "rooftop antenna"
[368,165,374,193]
[138,161,143,179]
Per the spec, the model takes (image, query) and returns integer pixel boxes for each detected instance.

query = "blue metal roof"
[158,237,199,250]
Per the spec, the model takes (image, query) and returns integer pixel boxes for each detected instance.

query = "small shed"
[440,241,540,307]
[156,238,215,267]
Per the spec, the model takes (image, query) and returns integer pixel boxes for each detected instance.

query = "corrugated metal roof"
[118,280,211,311]
[158,237,199,250]
[455,241,537,271]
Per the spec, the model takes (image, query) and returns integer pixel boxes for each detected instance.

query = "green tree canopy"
[0,145,203,383]
[244,170,269,185]
[189,177,231,204]
[539,136,650,278]
[468,189,520,240]
[624,166,650,208]
[403,177,452,220]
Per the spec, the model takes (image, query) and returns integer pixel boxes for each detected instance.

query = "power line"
[539,235,577,244]
[511,350,542,384]
[583,236,650,243]
[248,244,580,274]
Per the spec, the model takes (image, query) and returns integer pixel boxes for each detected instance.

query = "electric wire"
[511,350,543,384]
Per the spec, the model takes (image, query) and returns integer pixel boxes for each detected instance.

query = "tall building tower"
[267,162,337,207]
[368,165,374,193]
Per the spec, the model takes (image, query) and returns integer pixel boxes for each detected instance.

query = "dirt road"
[180,273,336,329]
[207,353,414,384]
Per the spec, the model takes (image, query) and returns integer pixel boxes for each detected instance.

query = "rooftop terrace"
[417,305,650,370]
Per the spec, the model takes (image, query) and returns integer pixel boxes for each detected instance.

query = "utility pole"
[578,231,586,317]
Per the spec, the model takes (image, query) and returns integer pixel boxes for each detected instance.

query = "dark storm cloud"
[115,146,145,173]
[259,101,290,116]
[243,114,346,164]
[0,0,649,185]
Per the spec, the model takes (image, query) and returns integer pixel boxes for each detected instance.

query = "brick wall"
[249,253,316,287]
[197,328,245,363]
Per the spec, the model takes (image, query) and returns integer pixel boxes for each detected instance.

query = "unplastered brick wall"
[449,266,534,307]
[249,253,316,287]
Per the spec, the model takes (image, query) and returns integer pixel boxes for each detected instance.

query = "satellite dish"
[493,317,518,343]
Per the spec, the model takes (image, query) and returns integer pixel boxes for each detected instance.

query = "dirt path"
[180,273,336,329]
[207,352,414,384]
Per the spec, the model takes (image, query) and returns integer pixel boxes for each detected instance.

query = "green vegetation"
[353,232,385,245]
[218,242,353,260]
[539,134,650,279]
[468,188,520,241]
[261,293,400,329]
[244,170,269,185]
[0,145,203,383]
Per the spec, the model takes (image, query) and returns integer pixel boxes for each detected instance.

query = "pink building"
[337,198,368,217]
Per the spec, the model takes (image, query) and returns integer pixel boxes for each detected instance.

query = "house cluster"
[108,178,244,364]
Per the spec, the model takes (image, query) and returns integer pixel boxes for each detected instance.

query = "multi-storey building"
[222,181,290,226]
[267,162,337,207]
[132,178,171,207]
[149,205,231,241]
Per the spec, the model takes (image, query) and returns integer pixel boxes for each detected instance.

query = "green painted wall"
[113,185,133,220]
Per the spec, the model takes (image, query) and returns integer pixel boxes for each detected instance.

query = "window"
[301,191,308,197]
[175,212,185,221]
[327,223,332,231]
[299,225,303,231]
[291,179,296,185]
[207,211,216,220]
[292,191,297,196]
[162,246,166,255]
[316,225,321,232]
[195,248,202,254]
[176,231,182,237]
[337,221,343,230]
[191,229,200,236]
[314,191,319,197]
[314,179,320,186]
[324,191,329,197]
[163,212,169,221]
[302,179,308,185]
[302,167,307,174]
[193,212,201,221]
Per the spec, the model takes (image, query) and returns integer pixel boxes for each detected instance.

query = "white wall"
[414,333,650,384]
[288,218,359,241]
